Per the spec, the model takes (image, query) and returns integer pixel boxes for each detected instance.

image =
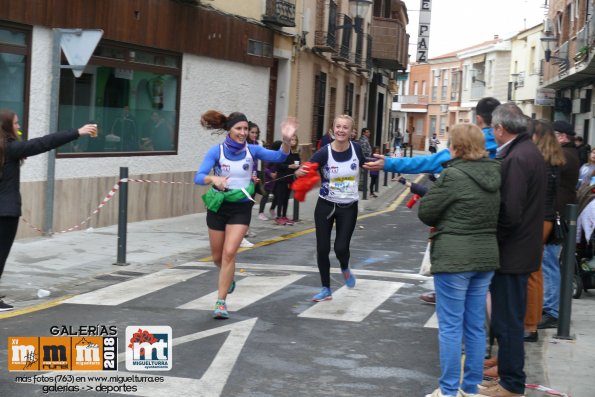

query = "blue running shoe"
[213,299,229,319]
[312,287,332,302]
[342,269,356,288]
[228,280,236,294]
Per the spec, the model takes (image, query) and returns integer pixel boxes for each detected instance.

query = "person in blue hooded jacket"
[364,97,500,175]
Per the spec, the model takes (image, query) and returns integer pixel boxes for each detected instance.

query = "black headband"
[225,114,248,130]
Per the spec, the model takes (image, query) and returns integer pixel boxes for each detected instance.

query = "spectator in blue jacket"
[364,97,500,175]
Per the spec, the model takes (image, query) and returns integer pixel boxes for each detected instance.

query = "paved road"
[1,188,446,396]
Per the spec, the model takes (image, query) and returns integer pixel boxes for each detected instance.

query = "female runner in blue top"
[195,110,298,319]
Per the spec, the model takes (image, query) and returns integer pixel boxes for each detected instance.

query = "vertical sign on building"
[417,0,432,63]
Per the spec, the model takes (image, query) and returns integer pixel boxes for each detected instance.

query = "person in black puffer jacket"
[538,120,580,330]
[523,119,566,342]
[0,109,97,311]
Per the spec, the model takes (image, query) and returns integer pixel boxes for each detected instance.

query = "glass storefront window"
[57,44,180,157]
[0,25,28,130]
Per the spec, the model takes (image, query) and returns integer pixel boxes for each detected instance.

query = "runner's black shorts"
[206,200,254,231]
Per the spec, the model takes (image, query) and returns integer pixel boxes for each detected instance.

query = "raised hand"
[281,117,298,143]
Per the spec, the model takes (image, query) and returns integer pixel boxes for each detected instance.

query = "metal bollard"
[556,204,578,339]
[384,170,388,187]
[362,170,369,200]
[114,167,129,266]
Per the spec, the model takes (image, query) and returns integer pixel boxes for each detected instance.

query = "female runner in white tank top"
[296,115,365,301]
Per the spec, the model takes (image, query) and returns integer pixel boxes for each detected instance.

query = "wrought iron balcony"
[395,95,429,105]
[313,31,337,53]
[347,51,363,69]
[262,0,296,27]
[331,44,350,63]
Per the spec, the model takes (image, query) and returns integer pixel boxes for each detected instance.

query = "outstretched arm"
[383,149,452,174]
[8,124,97,160]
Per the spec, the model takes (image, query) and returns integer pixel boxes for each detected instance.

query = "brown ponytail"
[200,110,247,131]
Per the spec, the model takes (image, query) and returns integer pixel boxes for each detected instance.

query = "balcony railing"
[313,31,337,53]
[470,84,485,100]
[331,45,349,62]
[347,51,362,69]
[394,95,429,105]
[262,0,296,27]
[369,17,408,70]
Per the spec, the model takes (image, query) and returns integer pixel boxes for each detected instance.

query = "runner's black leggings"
[314,198,358,288]
[0,216,19,279]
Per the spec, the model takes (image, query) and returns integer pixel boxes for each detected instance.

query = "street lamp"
[349,0,372,33]
[540,33,567,65]
[336,0,372,33]
[349,0,372,19]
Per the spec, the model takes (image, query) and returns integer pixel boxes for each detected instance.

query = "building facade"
[1,0,409,239]
[541,0,594,144]
[0,0,274,238]
[509,23,550,119]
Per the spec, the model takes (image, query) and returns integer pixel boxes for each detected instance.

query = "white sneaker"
[425,389,456,397]
[258,213,268,221]
[240,238,254,248]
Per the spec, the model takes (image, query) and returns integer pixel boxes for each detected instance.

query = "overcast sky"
[402,0,547,59]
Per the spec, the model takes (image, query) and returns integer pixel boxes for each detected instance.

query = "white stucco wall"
[22,27,270,182]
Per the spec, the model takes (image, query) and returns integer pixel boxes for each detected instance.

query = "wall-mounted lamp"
[336,0,372,33]
[540,33,568,66]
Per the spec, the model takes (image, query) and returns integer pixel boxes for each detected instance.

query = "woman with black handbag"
[524,119,566,340]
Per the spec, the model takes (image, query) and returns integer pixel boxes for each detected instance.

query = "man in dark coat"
[574,135,590,166]
[481,103,546,397]
[538,120,580,329]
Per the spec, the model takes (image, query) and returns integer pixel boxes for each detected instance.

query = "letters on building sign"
[417,0,432,63]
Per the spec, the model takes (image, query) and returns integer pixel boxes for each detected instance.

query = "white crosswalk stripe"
[299,279,404,322]
[424,312,438,328]
[63,269,207,306]
[178,274,305,311]
[61,261,435,326]
[181,261,431,281]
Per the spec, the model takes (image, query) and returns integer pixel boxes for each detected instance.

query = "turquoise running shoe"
[311,287,332,302]
[228,280,236,294]
[213,299,229,319]
[342,269,356,288]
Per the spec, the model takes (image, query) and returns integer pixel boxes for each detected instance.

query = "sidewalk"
[1,162,593,397]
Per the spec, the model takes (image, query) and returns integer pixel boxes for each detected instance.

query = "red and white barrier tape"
[21,180,122,235]
[525,384,569,397]
[127,178,193,185]
[19,177,216,235]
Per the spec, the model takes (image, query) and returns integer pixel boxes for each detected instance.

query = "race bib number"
[329,176,357,195]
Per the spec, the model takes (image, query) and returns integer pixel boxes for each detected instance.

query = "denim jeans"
[434,271,494,396]
[542,244,561,318]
